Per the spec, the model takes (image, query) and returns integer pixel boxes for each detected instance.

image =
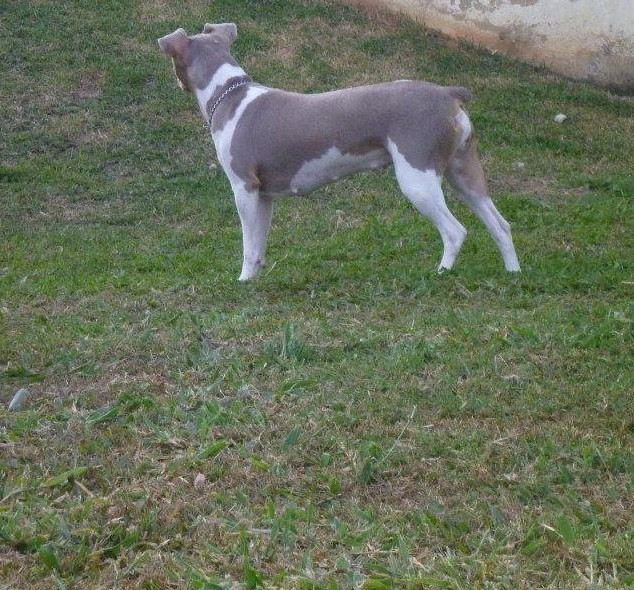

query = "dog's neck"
[194,62,252,127]
[203,75,252,130]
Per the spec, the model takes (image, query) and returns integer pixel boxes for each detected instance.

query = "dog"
[158,23,520,280]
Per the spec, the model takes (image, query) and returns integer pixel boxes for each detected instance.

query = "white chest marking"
[212,86,270,191]
[289,146,390,195]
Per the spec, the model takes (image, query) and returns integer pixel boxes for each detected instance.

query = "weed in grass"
[266,322,313,364]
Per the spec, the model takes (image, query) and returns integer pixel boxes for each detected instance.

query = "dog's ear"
[202,23,238,44]
[157,28,189,58]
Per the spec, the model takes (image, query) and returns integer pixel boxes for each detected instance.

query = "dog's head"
[158,23,238,91]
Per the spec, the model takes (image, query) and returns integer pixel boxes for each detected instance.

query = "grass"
[1,0,634,587]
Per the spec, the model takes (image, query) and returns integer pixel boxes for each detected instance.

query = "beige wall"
[347,0,634,91]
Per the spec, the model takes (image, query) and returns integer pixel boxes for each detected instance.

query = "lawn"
[1,0,633,588]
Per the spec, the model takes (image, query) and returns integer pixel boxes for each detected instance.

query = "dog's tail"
[447,87,472,105]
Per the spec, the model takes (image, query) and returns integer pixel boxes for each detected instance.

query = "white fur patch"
[212,86,270,186]
[455,109,472,147]
[195,62,247,118]
[387,138,440,191]
[289,146,389,195]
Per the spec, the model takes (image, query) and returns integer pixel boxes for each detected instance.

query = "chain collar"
[203,77,252,131]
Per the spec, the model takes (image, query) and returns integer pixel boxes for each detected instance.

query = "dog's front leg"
[233,187,273,281]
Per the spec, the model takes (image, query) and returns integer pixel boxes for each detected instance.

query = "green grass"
[2,0,634,588]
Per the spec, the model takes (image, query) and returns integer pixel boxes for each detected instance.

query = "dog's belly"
[265,146,391,196]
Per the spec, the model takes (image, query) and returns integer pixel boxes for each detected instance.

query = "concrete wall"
[347,0,634,91]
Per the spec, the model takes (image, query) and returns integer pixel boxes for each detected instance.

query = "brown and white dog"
[158,23,520,280]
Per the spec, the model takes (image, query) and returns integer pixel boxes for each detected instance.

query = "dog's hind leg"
[233,186,274,281]
[447,113,520,271]
[388,140,467,272]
